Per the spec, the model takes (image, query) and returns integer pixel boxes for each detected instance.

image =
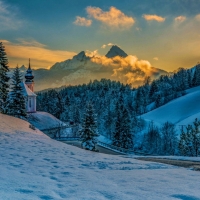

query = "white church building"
[21,59,37,113]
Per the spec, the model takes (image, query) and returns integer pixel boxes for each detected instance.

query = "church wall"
[27,96,36,113]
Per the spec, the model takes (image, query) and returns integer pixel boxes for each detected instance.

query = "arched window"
[29,98,31,108]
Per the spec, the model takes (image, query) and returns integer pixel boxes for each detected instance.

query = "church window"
[29,99,31,108]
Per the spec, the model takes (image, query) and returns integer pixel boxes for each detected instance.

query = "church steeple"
[25,58,34,92]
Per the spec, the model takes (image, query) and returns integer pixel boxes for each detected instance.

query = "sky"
[0,0,200,71]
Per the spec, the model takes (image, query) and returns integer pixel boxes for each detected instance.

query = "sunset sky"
[1,0,200,71]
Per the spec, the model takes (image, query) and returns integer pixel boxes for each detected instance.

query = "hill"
[0,114,200,199]
[142,86,200,127]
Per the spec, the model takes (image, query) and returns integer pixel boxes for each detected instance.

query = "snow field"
[0,114,200,199]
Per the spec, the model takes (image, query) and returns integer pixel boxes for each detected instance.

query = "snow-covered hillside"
[28,111,65,130]
[142,86,200,127]
[1,113,200,199]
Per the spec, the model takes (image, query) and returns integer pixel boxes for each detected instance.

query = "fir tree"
[10,66,27,119]
[113,95,133,149]
[80,103,99,151]
[192,63,200,86]
[0,42,10,114]
[178,118,200,157]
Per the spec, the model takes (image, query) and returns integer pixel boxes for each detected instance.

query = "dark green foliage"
[113,95,133,149]
[192,63,200,86]
[143,121,161,154]
[161,122,177,155]
[80,103,98,151]
[178,118,200,157]
[0,42,10,114]
[9,66,27,119]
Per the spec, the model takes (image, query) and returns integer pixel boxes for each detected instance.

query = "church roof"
[21,82,37,97]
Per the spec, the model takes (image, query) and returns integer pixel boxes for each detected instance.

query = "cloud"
[86,6,135,29]
[108,43,114,46]
[2,40,76,69]
[174,16,186,23]
[0,0,23,31]
[101,44,106,48]
[153,57,159,61]
[195,14,200,21]
[85,49,98,57]
[73,16,92,27]
[90,55,160,86]
[143,14,165,22]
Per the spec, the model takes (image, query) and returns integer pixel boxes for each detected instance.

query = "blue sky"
[1,0,200,71]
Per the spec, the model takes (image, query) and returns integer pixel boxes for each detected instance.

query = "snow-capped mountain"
[105,45,128,58]
[11,45,167,91]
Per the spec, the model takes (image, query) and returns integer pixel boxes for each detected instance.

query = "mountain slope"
[1,113,200,199]
[105,45,128,58]
[142,86,200,126]
[10,45,167,91]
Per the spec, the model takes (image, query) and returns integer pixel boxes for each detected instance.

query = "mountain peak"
[105,45,128,58]
[73,51,88,61]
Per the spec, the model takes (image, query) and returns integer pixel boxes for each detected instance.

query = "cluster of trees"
[0,42,26,119]
[142,121,177,155]
[179,118,200,157]
[37,63,200,152]
[134,66,200,115]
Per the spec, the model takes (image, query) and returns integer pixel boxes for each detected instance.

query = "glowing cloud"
[143,14,165,22]
[174,16,186,22]
[195,14,200,21]
[101,44,106,48]
[0,0,23,31]
[73,16,92,27]
[153,57,159,61]
[90,55,161,86]
[2,40,76,69]
[86,6,135,29]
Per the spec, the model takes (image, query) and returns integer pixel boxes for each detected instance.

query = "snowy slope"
[142,86,200,126]
[28,111,65,130]
[1,113,200,199]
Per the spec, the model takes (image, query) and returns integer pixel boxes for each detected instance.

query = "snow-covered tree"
[9,66,27,119]
[80,103,99,151]
[0,42,10,114]
[178,118,200,157]
[113,95,133,149]
[161,121,177,155]
[192,63,200,86]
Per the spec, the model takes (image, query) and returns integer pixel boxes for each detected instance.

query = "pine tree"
[80,103,99,151]
[192,63,200,86]
[0,42,10,114]
[161,122,177,155]
[113,95,133,149]
[178,118,200,157]
[9,66,27,119]
[149,81,158,100]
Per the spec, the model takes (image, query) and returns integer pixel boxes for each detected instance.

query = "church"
[21,59,37,113]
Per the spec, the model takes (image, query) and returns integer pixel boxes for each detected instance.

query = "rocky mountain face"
[10,46,167,91]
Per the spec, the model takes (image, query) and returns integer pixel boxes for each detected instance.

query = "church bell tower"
[25,58,34,92]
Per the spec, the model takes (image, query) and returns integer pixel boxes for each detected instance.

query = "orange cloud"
[174,16,186,22]
[2,40,76,69]
[86,6,135,29]
[90,55,159,86]
[73,16,92,26]
[143,14,165,22]
[195,14,200,21]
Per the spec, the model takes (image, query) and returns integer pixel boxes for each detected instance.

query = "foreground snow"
[0,114,200,199]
